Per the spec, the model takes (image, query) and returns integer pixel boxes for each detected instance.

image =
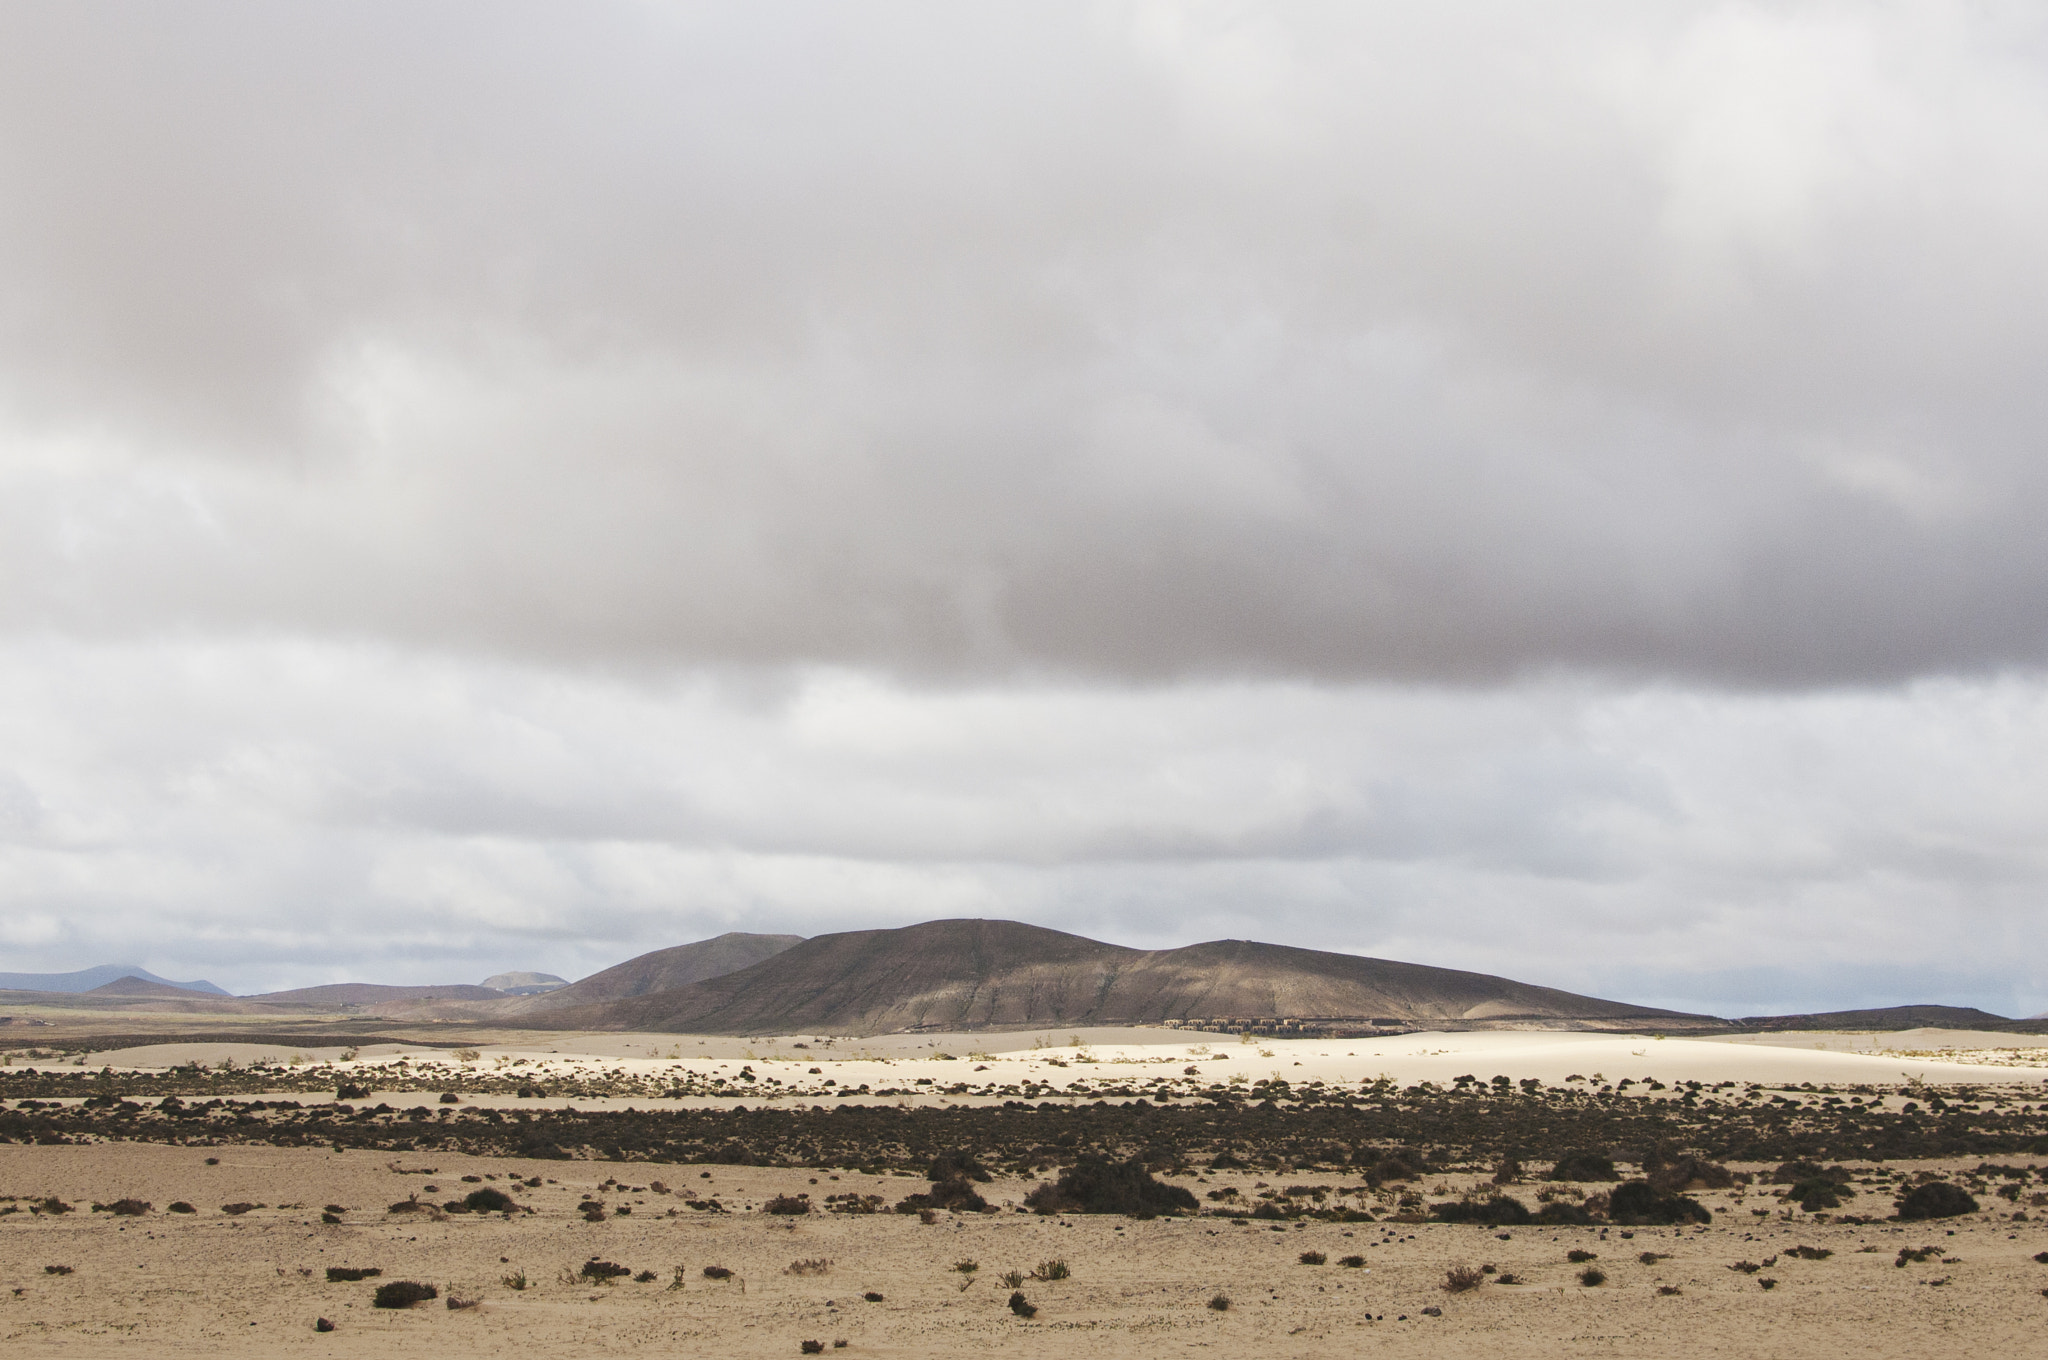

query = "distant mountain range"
[4,923,2036,1036]
[0,964,227,995]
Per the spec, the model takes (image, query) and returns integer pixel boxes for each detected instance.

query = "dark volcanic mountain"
[1738,1004,2013,1031]
[505,931,806,1015]
[514,918,1720,1036]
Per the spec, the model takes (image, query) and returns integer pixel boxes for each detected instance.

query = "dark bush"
[1022,1156,1198,1217]
[1338,1255,1365,1268]
[1007,1291,1037,1318]
[801,1343,825,1355]
[1532,1200,1595,1225]
[1567,1249,1598,1263]
[371,1281,437,1309]
[168,1202,196,1214]
[1208,1293,1230,1311]
[703,1266,734,1280]
[325,1267,382,1282]
[1299,1251,1325,1265]
[1897,1183,1979,1220]
[464,1187,515,1213]
[336,1084,370,1101]
[764,1194,812,1215]
[438,1092,459,1104]
[220,1202,259,1216]
[1549,1151,1619,1182]
[105,1198,150,1216]
[1432,1195,1531,1225]
[1607,1180,1710,1225]
[580,1260,631,1282]
[633,1271,658,1283]
[44,1264,73,1275]
[862,1291,884,1302]
[1578,1266,1606,1287]
[1648,1155,1734,1193]
[1443,1265,1484,1292]
[928,1150,992,1183]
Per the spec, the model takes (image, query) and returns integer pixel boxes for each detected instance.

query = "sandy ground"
[4,1141,2047,1358]
[20,1029,2046,1116]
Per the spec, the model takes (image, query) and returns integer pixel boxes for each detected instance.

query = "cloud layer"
[1,5,2045,1010]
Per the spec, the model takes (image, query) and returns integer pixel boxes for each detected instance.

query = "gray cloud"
[2,4,2047,682]
[4,6,2048,1014]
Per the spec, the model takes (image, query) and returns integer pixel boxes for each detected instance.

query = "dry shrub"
[1007,1291,1037,1318]
[801,1344,825,1356]
[1658,1285,1682,1296]
[1443,1265,1484,1293]
[1567,1249,1598,1263]
[168,1202,195,1214]
[446,1295,479,1311]
[372,1281,438,1309]
[862,1291,884,1302]
[44,1265,73,1276]
[786,1259,832,1277]
[764,1194,812,1215]
[703,1265,734,1280]
[580,1260,631,1283]
[1578,1267,1606,1287]
[220,1202,259,1216]
[1338,1255,1365,1268]
[1299,1251,1326,1265]
[1031,1259,1070,1281]
[1208,1294,1231,1311]
[325,1267,382,1282]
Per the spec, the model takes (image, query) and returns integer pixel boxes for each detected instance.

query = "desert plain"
[6,1025,2048,1357]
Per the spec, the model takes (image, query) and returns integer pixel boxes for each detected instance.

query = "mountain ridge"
[508,918,1724,1036]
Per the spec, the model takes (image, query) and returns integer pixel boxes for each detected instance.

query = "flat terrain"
[5,1142,2048,1359]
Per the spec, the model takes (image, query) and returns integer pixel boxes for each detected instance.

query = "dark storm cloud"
[4,3,2047,684]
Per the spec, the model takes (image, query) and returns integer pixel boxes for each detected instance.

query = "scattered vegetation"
[786,1259,831,1277]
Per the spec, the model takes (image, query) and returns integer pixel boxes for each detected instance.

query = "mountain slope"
[245,982,507,1007]
[1738,1004,2012,1031]
[503,931,806,1015]
[516,918,1716,1036]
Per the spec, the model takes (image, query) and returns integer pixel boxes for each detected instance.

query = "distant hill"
[513,918,1721,1036]
[85,976,227,999]
[482,971,567,995]
[246,982,506,1007]
[0,964,227,995]
[1738,1004,2015,1031]
[504,932,806,1015]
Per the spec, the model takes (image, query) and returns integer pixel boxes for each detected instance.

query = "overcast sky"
[2,3,2046,1015]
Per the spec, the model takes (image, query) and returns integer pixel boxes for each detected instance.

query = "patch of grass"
[502,1271,528,1291]
[1031,1259,1070,1281]
[371,1281,437,1309]
[1577,1266,1606,1287]
[998,1270,1026,1289]
[953,1259,979,1274]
